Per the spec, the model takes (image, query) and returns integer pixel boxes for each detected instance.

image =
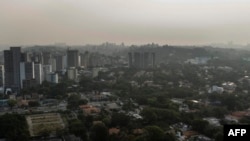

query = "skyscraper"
[80,51,89,68]
[0,65,4,87]
[4,47,22,93]
[55,55,63,71]
[42,52,51,65]
[67,50,79,68]
[128,52,132,68]
[134,52,141,68]
[128,51,156,69]
[43,65,52,81]
[34,63,43,85]
[20,62,35,88]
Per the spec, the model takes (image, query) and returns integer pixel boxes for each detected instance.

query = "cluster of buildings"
[128,51,156,69]
[0,47,119,94]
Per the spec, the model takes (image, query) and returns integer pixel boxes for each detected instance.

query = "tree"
[67,94,81,110]
[68,119,87,140]
[0,114,30,141]
[8,99,17,109]
[144,126,165,141]
[191,119,209,134]
[90,123,108,141]
[141,108,157,123]
[111,112,130,127]
[28,101,40,107]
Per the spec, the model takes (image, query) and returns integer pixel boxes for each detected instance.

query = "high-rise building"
[33,52,43,63]
[21,52,32,62]
[143,52,149,68]
[42,52,51,65]
[151,52,156,68]
[43,65,52,81]
[20,62,35,88]
[51,58,57,72]
[22,79,37,89]
[67,67,78,81]
[55,55,63,71]
[134,52,141,68]
[62,55,67,69]
[128,51,156,69]
[4,47,22,93]
[80,51,89,68]
[128,52,133,68]
[67,50,79,68]
[0,65,4,87]
[89,53,102,67]
[34,63,43,85]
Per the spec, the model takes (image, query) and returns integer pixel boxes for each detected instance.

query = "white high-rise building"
[43,65,52,81]
[51,58,57,72]
[67,67,78,81]
[63,55,67,69]
[34,63,43,85]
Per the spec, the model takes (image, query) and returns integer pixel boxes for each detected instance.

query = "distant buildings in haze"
[128,52,156,69]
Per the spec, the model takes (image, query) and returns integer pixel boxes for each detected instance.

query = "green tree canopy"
[90,123,108,141]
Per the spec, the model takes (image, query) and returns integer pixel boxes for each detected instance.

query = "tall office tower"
[21,52,31,62]
[0,65,4,87]
[51,58,57,72]
[42,52,51,65]
[4,47,22,93]
[129,52,156,69]
[55,55,63,71]
[134,52,141,68]
[62,55,67,69]
[34,63,43,85]
[35,52,43,63]
[22,79,37,89]
[20,62,35,88]
[151,52,156,68]
[89,53,101,67]
[143,52,149,68]
[128,52,133,68]
[80,51,89,68]
[67,67,78,81]
[43,65,52,81]
[67,50,79,68]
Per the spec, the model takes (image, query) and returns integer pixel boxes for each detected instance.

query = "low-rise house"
[225,115,239,123]
[133,128,144,135]
[79,105,101,116]
[208,85,224,94]
[109,128,120,135]
[203,117,221,127]
[106,103,121,112]
[222,82,236,93]
[179,104,190,112]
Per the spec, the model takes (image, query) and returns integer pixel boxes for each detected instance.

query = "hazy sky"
[0,0,250,46]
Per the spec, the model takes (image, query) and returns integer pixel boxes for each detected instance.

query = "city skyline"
[0,0,250,48]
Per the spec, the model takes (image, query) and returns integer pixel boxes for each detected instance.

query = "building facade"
[67,50,79,68]
[4,47,22,93]
[128,52,156,69]
[34,63,43,85]
[0,65,4,87]
[20,62,35,88]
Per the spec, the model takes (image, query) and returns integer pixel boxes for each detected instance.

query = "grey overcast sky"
[0,0,250,46]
